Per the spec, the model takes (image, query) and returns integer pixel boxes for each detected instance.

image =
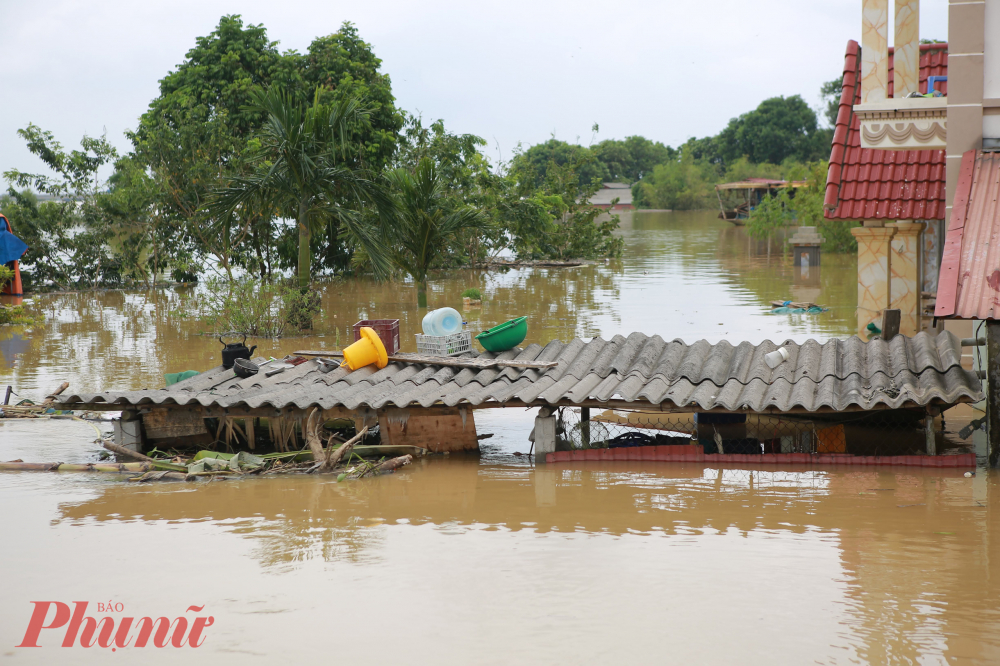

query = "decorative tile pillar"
[894,0,920,97]
[861,0,889,103]
[889,222,926,336]
[851,226,897,337]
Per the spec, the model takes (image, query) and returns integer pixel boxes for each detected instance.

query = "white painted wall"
[984,0,1000,138]
[985,0,1000,97]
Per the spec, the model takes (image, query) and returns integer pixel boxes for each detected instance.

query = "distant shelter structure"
[715,179,806,225]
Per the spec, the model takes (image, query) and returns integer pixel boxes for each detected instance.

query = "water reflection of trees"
[1,288,212,393]
[712,225,858,333]
[310,263,624,351]
[57,459,1000,664]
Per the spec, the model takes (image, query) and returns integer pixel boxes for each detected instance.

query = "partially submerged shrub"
[0,305,40,326]
[283,286,321,331]
[461,287,482,300]
[197,276,322,337]
[201,277,287,338]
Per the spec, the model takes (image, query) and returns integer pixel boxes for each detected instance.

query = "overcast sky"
[0,0,949,185]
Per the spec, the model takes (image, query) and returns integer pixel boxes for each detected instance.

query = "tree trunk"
[417,277,428,308]
[298,201,311,289]
[253,220,266,280]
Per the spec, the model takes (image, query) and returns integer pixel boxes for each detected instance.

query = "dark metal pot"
[219,333,257,369]
[233,358,259,379]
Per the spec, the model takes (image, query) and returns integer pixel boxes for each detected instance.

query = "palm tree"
[209,86,391,288]
[381,157,491,307]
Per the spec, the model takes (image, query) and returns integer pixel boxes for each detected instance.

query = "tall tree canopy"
[592,137,675,183]
[125,15,404,278]
[514,139,610,189]
[715,95,829,165]
[297,24,404,172]
[209,86,391,289]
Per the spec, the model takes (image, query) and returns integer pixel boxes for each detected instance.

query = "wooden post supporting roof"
[988,323,1000,467]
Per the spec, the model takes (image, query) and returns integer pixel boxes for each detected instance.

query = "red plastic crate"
[353,319,400,355]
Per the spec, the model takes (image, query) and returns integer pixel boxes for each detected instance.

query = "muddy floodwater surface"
[2,211,999,664]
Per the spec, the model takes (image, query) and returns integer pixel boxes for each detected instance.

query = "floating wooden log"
[293,350,557,370]
[102,439,155,463]
[375,454,413,473]
[42,382,70,405]
[0,461,151,472]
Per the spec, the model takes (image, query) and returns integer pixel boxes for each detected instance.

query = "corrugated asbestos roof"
[936,150,1000,320]
[59,331,982,414]
[824,40,948,221]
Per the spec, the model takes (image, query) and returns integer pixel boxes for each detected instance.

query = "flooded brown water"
[3,211,999,663]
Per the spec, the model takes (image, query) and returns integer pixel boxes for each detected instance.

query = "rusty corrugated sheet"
[59,331,982,414]
[935,150,1000,319]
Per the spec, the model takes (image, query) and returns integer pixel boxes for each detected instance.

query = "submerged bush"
[196,276,324,337]
[283,287,322,331]
[461,287,482,300]
[0,305,40,326]
[201,277,288,338]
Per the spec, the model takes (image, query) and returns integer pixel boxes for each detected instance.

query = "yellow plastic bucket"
[341,326,389,371]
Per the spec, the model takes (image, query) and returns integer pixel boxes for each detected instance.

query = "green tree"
[297,23,404,173]
[820,77,843,128]
[716,95,828,164]
[514,139,610,189]
[125,15,403,280]
[209,86,390,289]
[380,157,491,307]
[2,125,123,289]
[395,115,511,265]
[631,149,717,210]
[592,136,675,182]
[508,149,624,260]
[128,15,286,278]
[746,187,793,242]
[721,156,784,183]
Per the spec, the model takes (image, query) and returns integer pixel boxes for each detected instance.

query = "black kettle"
[219,333,257,369]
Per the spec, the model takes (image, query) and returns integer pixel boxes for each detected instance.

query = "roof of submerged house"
[824,40,948,221]
[589,183,633,206]
[936,150,1000,320]
[60,331,982,414]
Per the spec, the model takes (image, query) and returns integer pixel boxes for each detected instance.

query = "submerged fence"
[554,406,977,459]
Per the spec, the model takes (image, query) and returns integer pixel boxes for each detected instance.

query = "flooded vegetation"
[3,212,999,663]
[1,211,858,394]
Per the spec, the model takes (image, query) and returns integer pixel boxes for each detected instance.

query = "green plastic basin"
[475,316,528,353]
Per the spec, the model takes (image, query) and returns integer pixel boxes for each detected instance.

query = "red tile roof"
[935,150,1000,320]
[824,40,948,221]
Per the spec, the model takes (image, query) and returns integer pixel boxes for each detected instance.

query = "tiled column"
[894,0,920,97]
[946,0,985,220]
[889,222,926,336]
[851,226,897,337]
[861,0,889,102]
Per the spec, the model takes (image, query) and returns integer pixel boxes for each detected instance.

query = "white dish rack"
[415,330,472,356]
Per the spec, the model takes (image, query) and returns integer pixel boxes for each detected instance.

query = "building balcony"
[853,0,949,151]
[854,96,947,150]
